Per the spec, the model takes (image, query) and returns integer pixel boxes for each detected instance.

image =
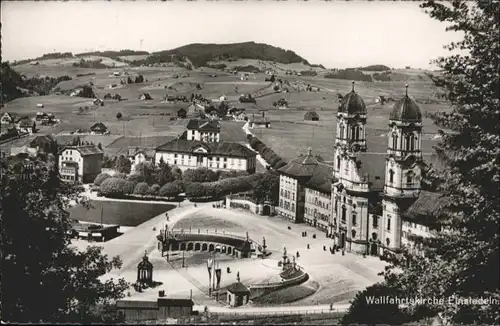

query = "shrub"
[100,178,127,197]
[123,180,136,195]
[134,182,150,196]
[127,173,144,183]
[150,184,161,195]
[93,173,111,186]
[116,112,122,120]
[183,167,219,183]
[158,181,184,197]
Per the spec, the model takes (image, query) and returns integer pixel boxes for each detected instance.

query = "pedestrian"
[307,244,310,249]
[323,245,326,251]
[330,303,333,311]
[342,248,345,256]
[296,251,300,258]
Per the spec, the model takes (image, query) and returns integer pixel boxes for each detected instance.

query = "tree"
[127,77,133,84]
[134,182,150,196]
[123,180,136,195]
[134,75,144,83]
[158,180,184,198]
[149,184,160,196]
[127,173,144,183]
[97,142,103,150]
[183,167,219,183]
[32,121,37,134]
[379,2,500,325]
[100,178,127,197]
[116,112,122,120]
[0,158,128,323]
[93,172,111,186]
[252,171,280,204]
[134,162,156,185]
[80,85,95,98]
[341,283,409,325]
[155,161,175,186]
[114,155,131,174]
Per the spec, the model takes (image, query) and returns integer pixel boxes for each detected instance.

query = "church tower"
[331,81,369,248]
[382,84,423,250]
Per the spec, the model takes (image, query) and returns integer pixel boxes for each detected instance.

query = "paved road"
[101,202,213,274]
[193,303,350,314]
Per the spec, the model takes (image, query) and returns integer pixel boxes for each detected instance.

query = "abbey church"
[276,82,446,256]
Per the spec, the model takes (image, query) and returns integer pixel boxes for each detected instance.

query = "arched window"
[355,126,360,140]
[372,215,379,228]
[339,124,345,139]
[341,205,347,222]
[291,203,295,211]
[405,134,415,151]
[372,232,378,241]
[386,238,390,246]
[389,169,395,183]
[406,171,414,186]
[352,213,357,226]
[387,216,392,231]
[410,135,415,151]
[351,230,356,239]
[337,156,341,169]
[392,133,398,150]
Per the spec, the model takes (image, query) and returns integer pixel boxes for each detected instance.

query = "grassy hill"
[130,42,310,68]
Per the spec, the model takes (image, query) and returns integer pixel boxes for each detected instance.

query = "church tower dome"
[389,85,422,123]
[338,81,367,116]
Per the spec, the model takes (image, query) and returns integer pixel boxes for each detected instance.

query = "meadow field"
[2,57,450,163]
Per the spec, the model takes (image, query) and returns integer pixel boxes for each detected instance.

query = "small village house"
[93,98,104,106]
[226,272,250,307]
[89,122,110,135]
[304,111,320,121]
[177,108,187,119]
[17,117,35,135]
[1,112,18,125]
[139,93,153,101]
[58,145,104,183]
[29,135,58,155]
[127,147,155,173]
[116,297,194,322]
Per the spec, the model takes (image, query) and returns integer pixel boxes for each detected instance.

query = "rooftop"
[60,145,103,156]
[403,190,450,226]
[155,139,256,158]
[278,148,319,178]
[186,119,220,131]
[227,282,250,294]
[305,163,335,194]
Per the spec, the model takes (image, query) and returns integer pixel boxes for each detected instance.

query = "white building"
[186,120,221,142]
[154,140,256,173]
[59,145,103,183]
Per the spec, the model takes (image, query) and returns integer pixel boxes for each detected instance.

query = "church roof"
[355,153,386,191]
[403,191,451,226]
[389,85,422,122]
[305,163,335,194]
[338,82,367,115]
[277,148,319,178]
[227,282,250,294]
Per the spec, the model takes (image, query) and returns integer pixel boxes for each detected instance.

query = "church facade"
[277,82,444,256]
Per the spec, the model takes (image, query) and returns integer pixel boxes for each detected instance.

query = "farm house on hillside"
[90,122,110,135]
[139,93,153,101]
[304,111,320,121]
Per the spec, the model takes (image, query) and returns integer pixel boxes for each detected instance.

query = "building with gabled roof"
[186,119,221,142]
[58,145,103,183]
[89,122,110,135]
[154,139,256,173]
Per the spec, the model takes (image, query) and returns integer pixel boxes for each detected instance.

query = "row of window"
[304,207,329,221]
[306,197,329,210]
[387,169,419,185]
[279,199,295,212]
[391,133,418,151]
[338,124,363,141]
[280,189,295,201]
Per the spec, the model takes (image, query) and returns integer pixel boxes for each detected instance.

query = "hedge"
[247,135,288,169]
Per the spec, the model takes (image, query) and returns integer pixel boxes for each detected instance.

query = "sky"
[1,1,462,69]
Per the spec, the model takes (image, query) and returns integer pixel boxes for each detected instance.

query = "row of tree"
[247,135,287,170]
[324,68,373,82]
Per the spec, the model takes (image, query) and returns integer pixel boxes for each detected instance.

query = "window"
[339,124,345,139]
[337,156,341,169]
[355,126,360,140]
[406,171,414,186]
[280,199,283,208]
[387,217,391,231]
[341,205,346,222]
[372,232,378,241]
[372,215,379,228]
[352,214,357,226]
[280,189,283,197]
[392,133,398,149]
[386,238,390,246]
[351,230,356,239]
[389,169,394,183]
[291,203,295,211]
